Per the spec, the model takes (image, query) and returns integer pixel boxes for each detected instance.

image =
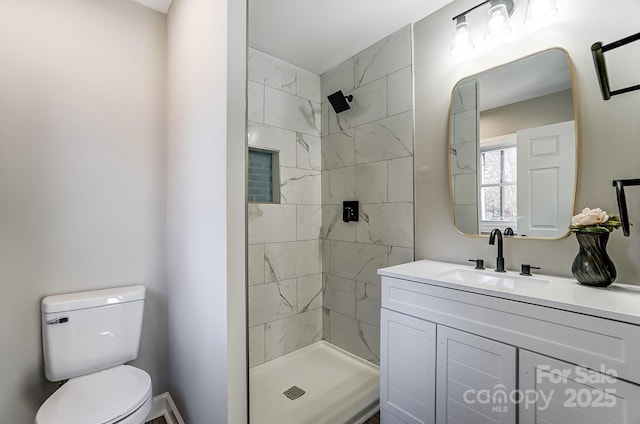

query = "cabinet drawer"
[382,276,640,384]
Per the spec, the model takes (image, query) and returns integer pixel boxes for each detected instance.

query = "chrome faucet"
[489,229,506,273]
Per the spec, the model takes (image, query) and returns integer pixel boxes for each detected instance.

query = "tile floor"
[364,411,381,424]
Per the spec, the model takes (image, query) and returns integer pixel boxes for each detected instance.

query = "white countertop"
[378,259,640,326]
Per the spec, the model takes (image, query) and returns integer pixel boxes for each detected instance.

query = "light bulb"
[452,17,474,54]
[489,10,505,30]
[484,2,511,41]
[525,0,558,25]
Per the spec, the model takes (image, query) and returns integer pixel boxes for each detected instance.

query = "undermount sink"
[436,268,549,289]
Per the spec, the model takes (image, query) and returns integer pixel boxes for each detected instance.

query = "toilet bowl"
[35,365,152,424]
[36,365,152,424]
[36,286,152,424]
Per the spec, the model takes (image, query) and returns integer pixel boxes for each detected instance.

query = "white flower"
[571,207,610,227]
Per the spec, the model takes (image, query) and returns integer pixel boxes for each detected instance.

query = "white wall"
[226,0,249,417]
[0,0,168,421]
[480,89,574,138]
[166,0,247,422]
[414,0,640,282]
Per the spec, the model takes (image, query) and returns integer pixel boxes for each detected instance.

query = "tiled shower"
[247,48,323,367]
[248,25,415,367]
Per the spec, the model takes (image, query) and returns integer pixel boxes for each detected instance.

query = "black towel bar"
[592,31,640,100]
[612,179,640,236]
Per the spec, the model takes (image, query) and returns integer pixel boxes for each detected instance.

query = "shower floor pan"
[250,341,380,424]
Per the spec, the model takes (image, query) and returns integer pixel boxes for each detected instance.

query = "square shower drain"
[283,385,306,400]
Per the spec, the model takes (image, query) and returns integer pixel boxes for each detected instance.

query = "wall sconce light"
[451,16,474,54]
[451,0,514,53]
[451,0,557,54]
[484,0,513,41]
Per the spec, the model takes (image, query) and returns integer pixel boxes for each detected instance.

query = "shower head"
[327,90,353,114]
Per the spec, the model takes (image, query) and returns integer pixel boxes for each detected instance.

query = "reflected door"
[516,121,576,237]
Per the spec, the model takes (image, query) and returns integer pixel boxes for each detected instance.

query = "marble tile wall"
[451,80,479,234]
[248,48,323,368]
[248,27,416,368]
[320,25,415,365]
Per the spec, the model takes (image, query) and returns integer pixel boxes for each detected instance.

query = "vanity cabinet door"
[436,325,517,424]
[381,308,436,424]
[519,350,640,424]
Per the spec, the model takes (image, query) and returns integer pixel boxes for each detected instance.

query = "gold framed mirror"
[449,48,577,239]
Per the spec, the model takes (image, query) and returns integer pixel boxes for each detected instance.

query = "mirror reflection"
[449,48,576,239]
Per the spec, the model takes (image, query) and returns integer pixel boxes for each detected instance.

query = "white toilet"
[36,285,153,424]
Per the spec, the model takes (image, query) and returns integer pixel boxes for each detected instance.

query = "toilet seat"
[36,365,152,424]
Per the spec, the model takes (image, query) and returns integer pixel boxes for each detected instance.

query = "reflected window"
[479,137,517,233]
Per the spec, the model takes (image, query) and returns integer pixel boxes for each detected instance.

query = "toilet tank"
[41,285,146,382]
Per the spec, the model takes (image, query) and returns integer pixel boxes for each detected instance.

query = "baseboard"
[350,401,379,424]
[147,392,186,424]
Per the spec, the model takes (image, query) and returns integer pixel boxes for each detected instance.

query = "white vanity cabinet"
[436,326,516,424]
[518,350,640,424]
[380,309,435,424]
[378,260,640,424]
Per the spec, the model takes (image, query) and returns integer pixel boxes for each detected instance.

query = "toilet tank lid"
[42,285,146,313]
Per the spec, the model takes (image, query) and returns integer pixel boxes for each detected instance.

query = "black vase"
[571,231,617,287]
